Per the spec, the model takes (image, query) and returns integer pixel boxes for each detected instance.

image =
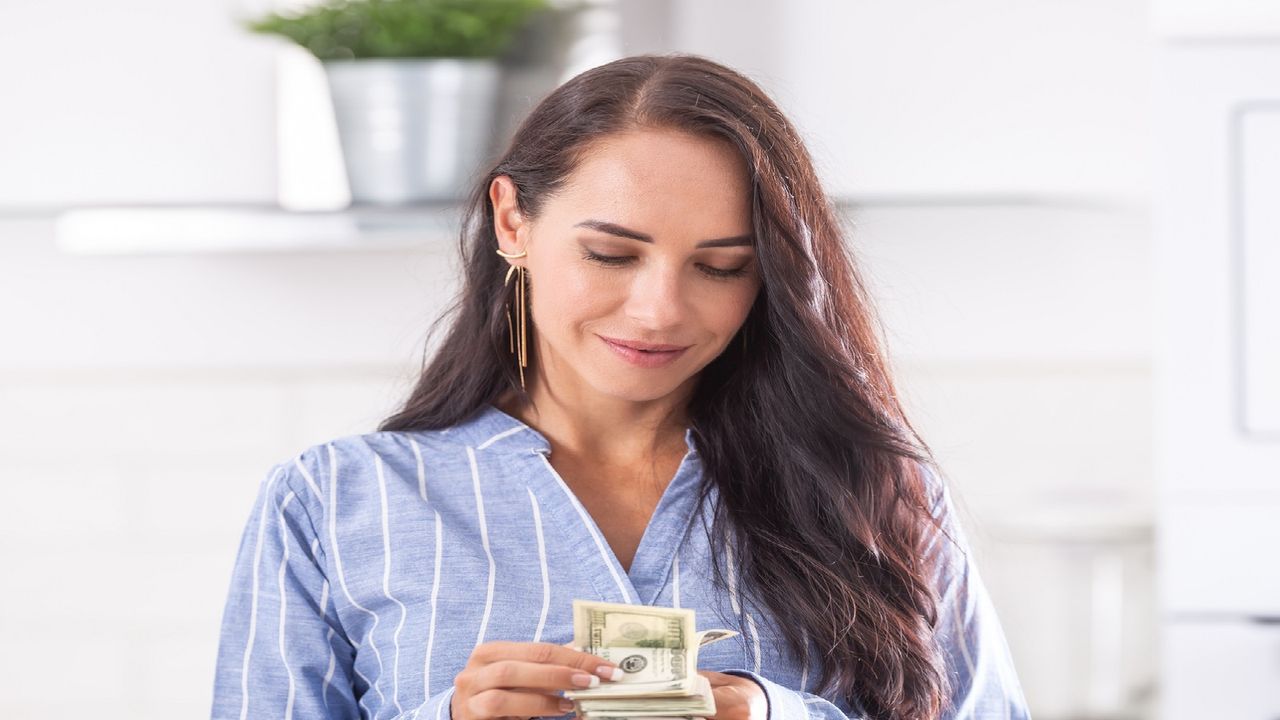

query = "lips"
[598,335,690,368]
[598,336,689,352]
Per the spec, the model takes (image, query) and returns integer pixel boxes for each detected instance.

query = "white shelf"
[52,203,462,255]
[36,194,1138,256]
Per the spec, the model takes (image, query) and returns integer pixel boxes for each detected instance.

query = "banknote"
[564,600,740,719]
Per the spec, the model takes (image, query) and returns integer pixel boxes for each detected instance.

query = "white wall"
[0,1,278,206]
[669,0,1152,203]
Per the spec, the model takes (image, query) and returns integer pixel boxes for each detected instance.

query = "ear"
[489,175,529,265]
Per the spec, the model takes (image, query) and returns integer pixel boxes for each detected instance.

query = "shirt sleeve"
[723,466,1032,720]
[210,460,363,719]
[210,456,464,720]
[922,466,1031,719]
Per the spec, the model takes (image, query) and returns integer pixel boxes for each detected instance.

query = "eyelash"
[581,250,750,279]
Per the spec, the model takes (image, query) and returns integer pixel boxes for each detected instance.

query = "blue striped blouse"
[210,403,1031,720]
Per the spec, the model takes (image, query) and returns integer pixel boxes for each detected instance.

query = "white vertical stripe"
[291,456,325,505]
[537,453,634,603]
[411,437,427,502]
[423,511,444,698]
[413,433,440,708]
[478,425,525,449]
[723,537,742,615]
[302,462,371,720]
[325,444,388,707]
[322,622,336,706]
[276,491,299,720]
[238,467,283,720]
[376,454,408,716]
[955,613,976,678]
[723,537,758,671]
[745,611,762,674]
[527,488,551,642]
[799,629,810,693]
[468,447,498,644]
[309,538,338,709]
[671,555,682,609]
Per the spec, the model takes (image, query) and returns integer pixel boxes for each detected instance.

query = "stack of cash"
[563,600,738,720]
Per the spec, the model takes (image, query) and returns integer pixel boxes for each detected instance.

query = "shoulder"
[276,427,471,497]
[914,460,975,578]
[261,405,545,510]
[915,460,964,535]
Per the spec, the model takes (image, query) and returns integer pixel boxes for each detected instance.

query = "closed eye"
[581,250,750,279]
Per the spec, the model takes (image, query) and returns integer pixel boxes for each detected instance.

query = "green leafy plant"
[244,0,552,60]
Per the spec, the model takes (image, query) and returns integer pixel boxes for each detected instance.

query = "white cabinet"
[1154,42,1280,498]
[1154,21,1280,720]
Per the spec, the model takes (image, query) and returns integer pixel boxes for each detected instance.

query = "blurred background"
[0,0,1276,717]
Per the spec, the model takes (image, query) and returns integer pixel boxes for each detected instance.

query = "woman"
[211,54,1030,720]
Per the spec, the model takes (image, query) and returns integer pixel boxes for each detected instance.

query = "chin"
[586,371,688,404]
[596,383,680,404]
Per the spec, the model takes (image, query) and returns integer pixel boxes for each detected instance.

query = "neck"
[499,376,693,468]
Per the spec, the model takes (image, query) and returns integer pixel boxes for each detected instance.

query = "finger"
[473,641,620,678]
[475,660,605,694]
[699,670,733,686]
[467,688,576,719]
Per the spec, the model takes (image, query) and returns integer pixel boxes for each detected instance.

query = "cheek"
[700,282,759,332]
[530,264,618,327]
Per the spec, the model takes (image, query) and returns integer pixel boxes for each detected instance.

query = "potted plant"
[245,0,551,205]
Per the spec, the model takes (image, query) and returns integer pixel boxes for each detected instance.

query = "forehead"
[553,128,753,231]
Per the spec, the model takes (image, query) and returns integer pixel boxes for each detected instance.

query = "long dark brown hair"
[379,53,951,719]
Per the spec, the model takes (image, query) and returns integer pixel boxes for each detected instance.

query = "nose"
[624,261,687,331]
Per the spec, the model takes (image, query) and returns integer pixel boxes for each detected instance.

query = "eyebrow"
[573,219,754,248]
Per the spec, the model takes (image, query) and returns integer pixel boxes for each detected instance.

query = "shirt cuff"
[411,685,456,720]
[721,670,809,720]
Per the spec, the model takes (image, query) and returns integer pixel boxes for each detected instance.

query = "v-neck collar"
[463,403,703,606]
[460,402,697,458]
[620,448,703,604]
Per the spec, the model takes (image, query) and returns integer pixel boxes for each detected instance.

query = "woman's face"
[491,126,761,407]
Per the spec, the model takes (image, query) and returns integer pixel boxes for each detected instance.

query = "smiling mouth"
[598,336,689,352]
[598,335,690,367]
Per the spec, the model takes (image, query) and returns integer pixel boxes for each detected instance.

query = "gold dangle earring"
[495,248,529,389]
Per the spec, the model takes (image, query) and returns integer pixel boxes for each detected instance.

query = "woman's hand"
[452,641,621,720]
[699,671,768,720]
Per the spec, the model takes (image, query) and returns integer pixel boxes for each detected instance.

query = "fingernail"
[559,699,576,712]
[597,666,624,682]
[571,672,598,688]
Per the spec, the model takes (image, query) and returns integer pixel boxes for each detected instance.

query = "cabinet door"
[1237,106,1280,438]
[1163,622,1280,719]
[1155,42,1280,496]
[1161,502,1280,615]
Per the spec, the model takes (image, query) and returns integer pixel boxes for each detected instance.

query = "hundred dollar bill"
[564,599,740,719]
[575,674,716,718]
